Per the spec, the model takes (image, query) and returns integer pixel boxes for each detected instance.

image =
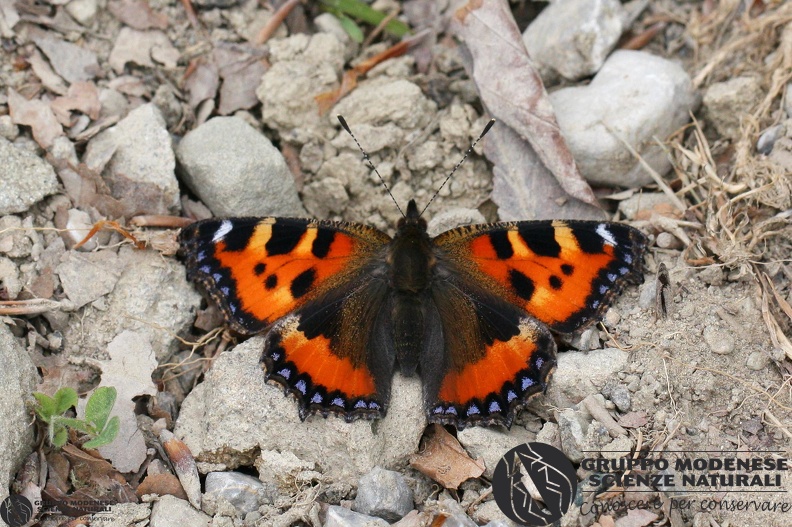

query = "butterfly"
[177,120,647,429]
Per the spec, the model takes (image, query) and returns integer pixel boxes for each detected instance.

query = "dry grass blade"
[0,299,65,315]
[255,0,302,45]
[758,272,792,360]
[73,220,145,250]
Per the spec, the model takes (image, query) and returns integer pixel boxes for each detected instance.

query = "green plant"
[33,386,120,449]
[320,0,411,43]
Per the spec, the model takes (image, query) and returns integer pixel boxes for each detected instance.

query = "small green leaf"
[33,392,57,422]
[338,14,364,43]
[52,426,68,448]
[55,417,94,435]
[53,387,78,415]
[85,387,117,432]
[320,0,411,38]
[83,416,120,449]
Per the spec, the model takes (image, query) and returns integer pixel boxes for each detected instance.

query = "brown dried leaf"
[135,473,187,500]
[214,48,266,115]
[8,88,63,149]
[452,0,599,208]
[51,81,101,126]
[616,411,649,429]
[30,28,100,83]
[409,424,485,489]
[485,124,606,220]
[28,48,68,95]
[184,59,219,109]
[109,0,168,30]
[109,27,178,73]
[160,429,201,508]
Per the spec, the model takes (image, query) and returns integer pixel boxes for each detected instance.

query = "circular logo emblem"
[0,494,33,527]
[492,442,577,526]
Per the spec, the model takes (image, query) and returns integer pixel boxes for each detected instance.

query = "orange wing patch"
[263,314,386,421]
[438,220,646,334]
[429,317,556,428]
[178,218,390,334]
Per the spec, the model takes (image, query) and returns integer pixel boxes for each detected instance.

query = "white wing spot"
[597,224,617,246]
[212,220,233,243]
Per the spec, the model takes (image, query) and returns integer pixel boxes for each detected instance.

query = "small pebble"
[745,351,769,371]
[703,326,735,355]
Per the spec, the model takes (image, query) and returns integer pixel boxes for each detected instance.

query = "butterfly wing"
[178,218,391,334]
[179,218,395,421]
[422,276,556,428]
[424,220,646,427]
[434,220,647,333]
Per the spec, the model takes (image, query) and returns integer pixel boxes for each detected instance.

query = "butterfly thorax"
[389,200,435,294]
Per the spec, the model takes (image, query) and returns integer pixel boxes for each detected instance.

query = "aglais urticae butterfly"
[177,119,646,429]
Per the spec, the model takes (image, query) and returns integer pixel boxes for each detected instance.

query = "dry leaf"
[614,508,659,527]
[453,0,599,209]
[160,429,201,508]
[215,48,266,115]
[80,330,158,473]
[109,27,178,73]
[0,0,21,37]
[184,59,219,109]
[109,0,168,30]
[8,88,64,149]
[409,424,485,489]
[28,48,68,95]
[136,473,188,500]
[51,81,101,126]
[30,28,100,83]
[486,123,606,220]
[616,411,649,429]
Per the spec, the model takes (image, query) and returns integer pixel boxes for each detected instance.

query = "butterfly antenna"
[337,115,405,218]
[420,118,496,217]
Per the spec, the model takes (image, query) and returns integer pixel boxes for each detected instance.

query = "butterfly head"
[397,199,428,235]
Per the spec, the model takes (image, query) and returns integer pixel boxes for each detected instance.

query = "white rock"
[65,0,98,26]
[84,104,180,216]
[325,505,389,527]
[177,117,305,217]
[174,336,426,487]
[0,324,37,503]
[550,50,695,187]
[149,495,209,527]
[457,425,535,479]
[0,138,59,214]
[703,76,763,139]
[545,348,630,408]
[522,0,625,82]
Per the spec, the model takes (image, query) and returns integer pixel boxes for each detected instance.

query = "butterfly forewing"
[178,218,391,334]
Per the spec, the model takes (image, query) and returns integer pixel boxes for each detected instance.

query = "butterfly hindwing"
[262,276,395,421]
[434,220,647,334]
[178,217,391,335]
[423,277,557,428]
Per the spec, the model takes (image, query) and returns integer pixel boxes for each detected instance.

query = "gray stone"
[550,50,695,187]
[546,348,630,408]
[523,0,625,82]
[703,326,735,355]
[0,324,37,503]
[301,177,349,218]
[0,115,19,140]
[257,33,345,141]
[325,505,389,527]
[435,499,477,527]
[177,117,305,217]
[472,500,520,526]
[174,336,426,488]
[150,495,210,527]
[601,435,633,459]
[91,503,151,527]
[557,409,589,463]
[0,257,21,299]
[601,383,631,412]
[0,138,59,214]
[457,426,535,479]
[617,192,678,220]
[65,0,98,26]
[62,245,201,361]
[703,76,763,139]
[84,104,180,216]
[354,467,413,521]
[333,79,437,131]
[56,250,122,309]
[746,351,770,371]
[204,471,270,516]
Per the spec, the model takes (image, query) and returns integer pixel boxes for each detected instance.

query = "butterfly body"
[178,200,646,429]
